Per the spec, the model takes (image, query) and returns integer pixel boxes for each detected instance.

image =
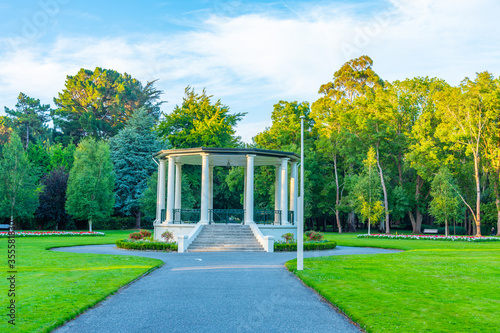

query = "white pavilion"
[153,147,300,252]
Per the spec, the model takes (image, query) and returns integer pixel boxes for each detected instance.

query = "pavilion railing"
[253,210,279,224]
[209,209,244,224]
[172,209,200,224]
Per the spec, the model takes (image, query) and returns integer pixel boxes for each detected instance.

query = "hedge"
[116,239,178,251]
[274,241,337,252]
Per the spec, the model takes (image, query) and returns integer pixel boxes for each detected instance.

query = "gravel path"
[52,245,398,333]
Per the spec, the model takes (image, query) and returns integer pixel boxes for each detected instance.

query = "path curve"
[52,245,398,333]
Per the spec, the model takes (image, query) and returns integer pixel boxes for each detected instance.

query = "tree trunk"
[445,218,448,236]
[473,152,482,236]
[323,217,327,232]
[409,175,424,234]
[89,218,92,232]
[333,154,342,233]
[368,218,371,235]
[348,211,356,232]
[376,146,390,234]
[335,210,342,233]
[135,211,141,229]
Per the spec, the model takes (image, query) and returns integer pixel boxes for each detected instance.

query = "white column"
[244,154,255,224]
[200,154,210,224]
[156,159,166,223]
[290,161,298,225]
[209,166,214,223]
[174,163,182,222]
[274,164,281,223]
[166,156,175,223]
[243,166,247,210]
[280,158,289,225]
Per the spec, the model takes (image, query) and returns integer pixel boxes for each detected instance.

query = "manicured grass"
[0,230,162,333]
[286,232,500,333]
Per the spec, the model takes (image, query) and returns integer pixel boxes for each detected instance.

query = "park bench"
[0,224,10,230]
[423,229,438,234]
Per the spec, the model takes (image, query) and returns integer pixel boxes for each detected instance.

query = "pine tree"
[66,138,115,231]
[109,108,161,228]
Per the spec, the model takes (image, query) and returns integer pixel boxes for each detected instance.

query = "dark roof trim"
[153,147,300,161]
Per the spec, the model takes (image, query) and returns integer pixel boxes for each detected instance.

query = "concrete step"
[191,240,260,246]
[186,225,264,252]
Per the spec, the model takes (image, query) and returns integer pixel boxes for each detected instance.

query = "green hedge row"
[116,239,178,251]
[274,241,337,252]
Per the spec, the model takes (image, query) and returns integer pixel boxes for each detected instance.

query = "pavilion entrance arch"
[153,147,300,252]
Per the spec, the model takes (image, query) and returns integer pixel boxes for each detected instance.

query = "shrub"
[281,233,295,244]
[305,230,324,241]
[274,241,337,252]
[129,232,143,240]
[116,239,178,251]
[161,230,175,242]
[139,229,152,237]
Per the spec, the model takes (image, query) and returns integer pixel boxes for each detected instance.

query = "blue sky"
[1,0,499,142]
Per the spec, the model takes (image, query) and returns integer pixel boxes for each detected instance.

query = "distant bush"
[116,239,177,251]
[92,216,154,230]
[437,226,467,235]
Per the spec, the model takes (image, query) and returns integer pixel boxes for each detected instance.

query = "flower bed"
[0,231,105,238]
[357,234,499,242]
[274,241,337,251]
[116,239,178,251]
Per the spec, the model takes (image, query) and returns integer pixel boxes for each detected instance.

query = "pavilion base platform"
[154,222,297,253]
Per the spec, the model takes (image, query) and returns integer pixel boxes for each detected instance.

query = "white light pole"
[298,115,305,270]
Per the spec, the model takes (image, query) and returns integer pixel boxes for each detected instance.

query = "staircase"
[187,225,264,252]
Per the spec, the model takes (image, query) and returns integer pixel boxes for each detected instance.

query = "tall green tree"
[157,87,244,149]
[429,167,461,236]
[53,67,163,143]
[66,138,115,231]
[109,108,161,228]
[254,101,311,151]
[0,132,40,227]
[5,92,51,148]
[435,72,499,236]
[396,77,449,233]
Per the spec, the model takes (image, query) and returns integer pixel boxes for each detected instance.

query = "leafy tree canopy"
[156,87,245,148]
[35,167,71,230]
[53,67,163,143]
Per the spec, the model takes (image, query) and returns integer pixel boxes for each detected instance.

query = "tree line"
[1,58,499,236]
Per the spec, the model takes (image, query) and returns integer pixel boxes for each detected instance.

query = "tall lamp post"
[298,115,305,270]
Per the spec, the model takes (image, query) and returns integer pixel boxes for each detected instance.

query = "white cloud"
[0,0,499,143]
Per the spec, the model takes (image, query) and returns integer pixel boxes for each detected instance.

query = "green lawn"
[286,232,500,333]
[0,230,162,333]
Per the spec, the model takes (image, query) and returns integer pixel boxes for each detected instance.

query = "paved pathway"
[52,246,398,333]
